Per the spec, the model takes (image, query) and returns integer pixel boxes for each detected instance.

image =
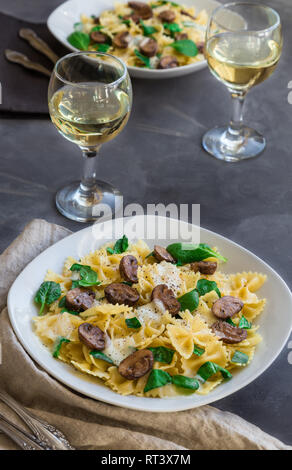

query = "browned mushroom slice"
[124,13,140,24]
[153,245,176,263]
[159,10,176,23]
[90,31,109,43]
[104,283,140,306]
[211,321,247,344]
[118,349,154,379]
[158,55,178,69]
[190,261,217,275]
[175,32,188,41]
[181,10,196,20]
[128,2,153,19]
[212,296,244,319]
[113,31,131,48]
[139,37,158,57]
[119,255,138,283]
[92,16,100,24]
[65,287,95,312]
[78,323,105,350]
[151,284,180,316]
[197,41,205,53]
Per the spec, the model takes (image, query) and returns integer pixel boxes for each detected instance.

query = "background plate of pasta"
[7,216,292,412]
[47,0,220,78]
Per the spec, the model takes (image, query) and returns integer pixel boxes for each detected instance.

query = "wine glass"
[202,2,282,162]
[48,52,132,222]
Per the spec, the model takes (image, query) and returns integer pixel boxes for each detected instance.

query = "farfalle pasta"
[33,236,266,397]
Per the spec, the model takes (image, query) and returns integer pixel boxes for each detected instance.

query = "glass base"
[202,126,266,162]
[56,180,123,222]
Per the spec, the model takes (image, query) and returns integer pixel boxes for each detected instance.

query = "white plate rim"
[7,215,292,412]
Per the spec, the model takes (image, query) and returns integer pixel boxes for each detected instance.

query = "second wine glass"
[48,52,132,222]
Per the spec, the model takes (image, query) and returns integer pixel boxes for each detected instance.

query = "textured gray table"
[1,0,291,446]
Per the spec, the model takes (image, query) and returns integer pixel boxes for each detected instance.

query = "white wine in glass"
[202,2,282,162]
[48,52,132,222]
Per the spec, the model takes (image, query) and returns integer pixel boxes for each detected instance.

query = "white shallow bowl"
[47,0,220,79]
[8,215,292,412]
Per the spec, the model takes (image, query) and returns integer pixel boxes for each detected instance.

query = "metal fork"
[0,412,46,450]
[0,391,74,450]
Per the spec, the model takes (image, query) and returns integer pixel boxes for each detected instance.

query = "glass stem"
[79,148,101,204]
[225,91,246,147]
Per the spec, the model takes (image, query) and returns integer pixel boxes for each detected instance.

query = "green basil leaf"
[118,15,131,26]
[91,25,104,32]
[134,49,151,68]
[166,242,227,265]
[171,39,198,57]
[67,31,90,51]
[231,350,249,365]
[90,350,114,364]
[197,361,232,381]
[92,43,111,52]
[145,251,154,259]
[34,281,62,315]
[196,279,221,298]
[144,369,172,393]
[193,344,205,356]
[140,19,158,36]
[225,318,236,327]
[53,337,70,358]
[107,235,129,254]
[60,308,79,316]
[58,296,66,308]
[178,288,199,312]
[148,346,175,364]
[70,264,100,287]
[239,315,252,329]
[172,375,199,390]
[70,263,87,271]
[72,280,80,289]
[122,281,133,286]
[125,317,142,329]
[106,247,115,255]
[163,22,182,38]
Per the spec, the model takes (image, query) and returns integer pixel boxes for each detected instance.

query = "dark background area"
[0,0,291,445]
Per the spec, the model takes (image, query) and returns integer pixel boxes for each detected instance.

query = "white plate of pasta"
[47,0,220,78]
[7,216,292,412]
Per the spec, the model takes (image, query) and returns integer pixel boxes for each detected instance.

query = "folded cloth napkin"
[0,219,290,450]
[0,13,67,114]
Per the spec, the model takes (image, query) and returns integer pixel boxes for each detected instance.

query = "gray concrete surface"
[0,0,292,446]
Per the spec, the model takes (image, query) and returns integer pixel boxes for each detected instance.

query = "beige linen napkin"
[0,219,290,450]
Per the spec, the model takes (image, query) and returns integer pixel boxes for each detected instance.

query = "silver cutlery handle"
[0,391,74,450]
[0,412,45,450]
[19,28,59,64]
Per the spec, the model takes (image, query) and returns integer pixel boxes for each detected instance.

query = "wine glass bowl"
[202,2,282,162]
[48,52,132,222]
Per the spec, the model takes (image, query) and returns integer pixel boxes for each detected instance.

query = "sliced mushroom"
[104,283,140,306]
[197,41,205,53]
[78,323,105,350]
[139,37,158,57]
[153,245,176,263]
[211,321,247,344]
[65,287,95,312]
[151,284,180,316]
[175,32,188,41]
[90,31,109,44]
[118,349,154,379]
[158,55,178,69]
[119,255,138,283]
[113,31,131,48]
[128,2,153,20]
[212,296,244,319]
[124,13,140,24]
[181,10,196,20]
[92,16,100,24]
[190,261,217,275]
[159,10,176,23]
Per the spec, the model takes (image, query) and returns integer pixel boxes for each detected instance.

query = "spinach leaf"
[197,361,232,381]
[172,375,199,390]
[140,20,158,36]
[92,43,111,53]
[125,317,142,329]
[91,25,104,32]
[231,350,249,365]
[166,242,227,265]
[53,337,70,358]
[58,296,66,308]
[90,350,114,364]
[106,235,129,254]
[193,344,205,356]
[144,369,172,392]
[122,281,133,286]
[163,22,182,38]
[239,315,252,329]
[225,318,236,327]
[60,308,79,316]
[67,31,90,51]
[178,288,199,312]
[70,263,100,287]
[134,49,151,68]
[196,279,221,298]
[148,346,175,364]
[145,251,154,259]
[171,39,198,57]
[34,281,62,315]
[118,14,131,26]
